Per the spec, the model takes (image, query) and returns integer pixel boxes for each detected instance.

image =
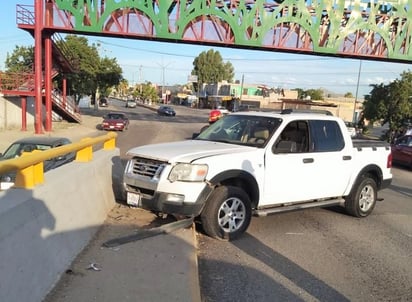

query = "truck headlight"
[168,163,208,182]
[1,175,12,182]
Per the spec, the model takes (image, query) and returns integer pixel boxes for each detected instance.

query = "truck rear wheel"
[345,174,377,217]
[200,186,251,241]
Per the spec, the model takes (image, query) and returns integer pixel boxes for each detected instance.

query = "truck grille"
[131,157,166,179]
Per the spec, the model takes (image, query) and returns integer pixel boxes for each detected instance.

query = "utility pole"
[139,65,142,94]
[157,59,173,103]
[353,60,362,123]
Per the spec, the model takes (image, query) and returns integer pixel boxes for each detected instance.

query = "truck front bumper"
[125,190,211,217]
[124,175,213,217]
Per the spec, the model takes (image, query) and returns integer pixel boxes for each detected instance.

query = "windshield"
[107,114,124,120]
[195,114,281,147]
[1,143,52,160]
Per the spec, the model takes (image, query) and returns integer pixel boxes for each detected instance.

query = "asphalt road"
[197,168,412,302]
[109,100,412,302]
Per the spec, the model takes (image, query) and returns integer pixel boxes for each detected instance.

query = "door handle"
[343,155,352,160]
[302,158,314,163]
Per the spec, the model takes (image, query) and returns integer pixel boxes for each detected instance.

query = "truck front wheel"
[200,186,252,241]
[345,175,377,217]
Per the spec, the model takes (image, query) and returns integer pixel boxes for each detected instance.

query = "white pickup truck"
[123,110,392,240]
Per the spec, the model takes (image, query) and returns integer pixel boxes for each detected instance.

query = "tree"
[344,92,354,98]
[305,89,324,100]
[191,49,235,91]
[56,35,122,105]
[138,82,158,103]
[97,56,123,97]
[5,46,34,73]
[363,71,412,141]
[116,79,129,97]
[293,88,305,99]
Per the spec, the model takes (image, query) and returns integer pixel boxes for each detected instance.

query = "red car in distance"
[101,112,129,131]
[208,109,223,124]
[391,135,412,169]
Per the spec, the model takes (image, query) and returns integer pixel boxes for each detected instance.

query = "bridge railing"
[0,132,117,189]
[0,71,35,92]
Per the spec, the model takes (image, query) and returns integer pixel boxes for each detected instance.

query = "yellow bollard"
[14,150,44,189]
[76,137,93,162]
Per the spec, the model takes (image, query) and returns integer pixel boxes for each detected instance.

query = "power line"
[96,39,336,62]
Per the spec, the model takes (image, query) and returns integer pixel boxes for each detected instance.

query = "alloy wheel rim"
[217,197,246,233]
[359,184,374,212]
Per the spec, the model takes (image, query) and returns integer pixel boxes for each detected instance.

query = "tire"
[345,174,377,217]
[200,186,252,241]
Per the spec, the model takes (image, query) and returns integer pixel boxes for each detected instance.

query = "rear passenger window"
[309,120,344,152]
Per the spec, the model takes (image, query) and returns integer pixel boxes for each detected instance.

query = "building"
[202,81,362,122]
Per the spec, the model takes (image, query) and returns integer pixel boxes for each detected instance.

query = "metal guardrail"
[0,132,117,189]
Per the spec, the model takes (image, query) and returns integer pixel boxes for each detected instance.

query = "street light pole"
[157,59,173,103]
[353,59,362,123]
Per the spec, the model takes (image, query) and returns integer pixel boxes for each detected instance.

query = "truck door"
[261,119,352,205]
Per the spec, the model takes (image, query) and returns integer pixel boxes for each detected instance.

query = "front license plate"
[127,192,141,207]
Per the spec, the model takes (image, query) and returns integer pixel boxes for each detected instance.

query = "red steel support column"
[34,0,44,134]
[63,76,67,108]
[45,35,52,131]
[21,96,27,131]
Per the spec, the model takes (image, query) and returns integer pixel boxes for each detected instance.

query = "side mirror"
[192,133,199,139]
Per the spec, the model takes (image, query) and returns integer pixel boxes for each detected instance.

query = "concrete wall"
[0,95,36,130]
[0,148,121,302]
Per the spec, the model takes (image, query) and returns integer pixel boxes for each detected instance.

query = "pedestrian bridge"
[20,0,412,63]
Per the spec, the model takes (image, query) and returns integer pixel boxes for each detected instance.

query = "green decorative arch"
[53,0,412,62]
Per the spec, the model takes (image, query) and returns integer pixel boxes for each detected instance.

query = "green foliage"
[295,88,324,100]
[59,35,100,102]
[97,57,123,97]
[5,46,34,73]
[293,88,305,99]
[344,92,354,98]
[55,35,122,103]
[191,49,234,91]
[363,71,412,139]
[305,89,324,100]
[139,82,158,103]
[3,35,123,105]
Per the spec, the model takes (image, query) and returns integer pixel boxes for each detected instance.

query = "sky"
[1,1,411,98]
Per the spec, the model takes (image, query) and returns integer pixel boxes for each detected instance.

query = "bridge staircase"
[0,4,81,123]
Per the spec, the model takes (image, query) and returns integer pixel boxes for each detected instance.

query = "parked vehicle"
[209,107,230,124]
[125,99,137,108]
[157,105,176,116]
[216,106,229,114]
[101,112,129,131]
[208,109,223,123]
[123,110,392,240]
[344,121,358,138]
[99,98,108,107]
[234,104,257,112]
[0,137,74,190]
[391,135,412,169]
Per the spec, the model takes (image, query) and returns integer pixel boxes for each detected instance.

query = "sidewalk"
[0,108,102,153]
[1,108,201,302]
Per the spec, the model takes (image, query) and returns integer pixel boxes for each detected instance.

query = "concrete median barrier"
[0,148,120,302]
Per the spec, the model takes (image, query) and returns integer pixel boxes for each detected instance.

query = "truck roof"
[230,109,339,122]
